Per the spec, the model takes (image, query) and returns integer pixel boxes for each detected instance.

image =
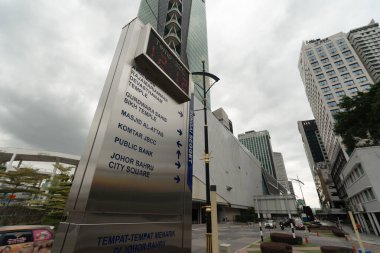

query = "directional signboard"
[52,19,193,253]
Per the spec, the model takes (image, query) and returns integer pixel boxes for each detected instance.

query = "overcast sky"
[1,0,379,208]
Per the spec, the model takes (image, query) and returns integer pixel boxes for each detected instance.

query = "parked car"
[264,219,277,228]
[0,225,54,253]
[294,218,305,230]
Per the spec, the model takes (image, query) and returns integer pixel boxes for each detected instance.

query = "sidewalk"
[340,223,380,246]
[339,223,380,252]
[234,222,380,253]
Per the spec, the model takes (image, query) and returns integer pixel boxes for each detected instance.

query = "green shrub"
[320,245,352,253]
[270,233,302,245]
[260,242,292,253]
[331,228,348,237]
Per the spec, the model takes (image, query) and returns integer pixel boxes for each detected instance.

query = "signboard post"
[52,18,192,253]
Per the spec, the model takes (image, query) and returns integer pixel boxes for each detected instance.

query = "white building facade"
[341,146,380,236]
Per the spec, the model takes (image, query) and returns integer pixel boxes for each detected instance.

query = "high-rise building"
[138,0,211,107]
[273,152,289,191]
[348,20,380,83]
[238,130,276,178]
[298,29,375,199]
[298,120,343,209]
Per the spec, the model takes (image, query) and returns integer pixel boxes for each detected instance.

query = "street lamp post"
[290,176,306,206]
[192,61,219,253]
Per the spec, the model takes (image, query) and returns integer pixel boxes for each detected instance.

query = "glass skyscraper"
[238,130,276,178]
[138,0,211,107]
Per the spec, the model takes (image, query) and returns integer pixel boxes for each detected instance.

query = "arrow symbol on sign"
[177,150,181,159]
[176,141,182,148]
[177,129,183,136]
[175,161,181,169]
[174,175,180,183]
[178,111,183,117]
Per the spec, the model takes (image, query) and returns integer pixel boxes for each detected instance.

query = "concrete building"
[298,31,375,200]
[341,146,380,236]
[348,20,380,83]
[238,130,276,178]
[298,120,343,210]
[273,152,289,191]
[192,99,263,222]
[212,107,233,133]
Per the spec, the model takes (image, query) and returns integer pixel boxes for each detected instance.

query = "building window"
[338,67,347,73]
[364,190,370,201]
[348,87,358,94]
[316,74,325,80]
[349,63,359,69]
[336,38,345,44]
[346,56,355,62]
[342,50,352,57]
[319,80,327,86]
[331,109,340,115]
[324,64,333,70]
[329,77,338,82]
[332,83,342,89]
[341,73,351,79]
[329,48,337,54]
[361,84,371,90]
[319,52,327,58]
[357,76,368,83]
[345,80,354,86]
[327,101,337,107]
[335,60,344,66]
[357,165,364,175]
[326,42,334,49]
[314,67,322,73]
[368,188,376,200]
[321,87,331,93]
[309,56,317,62]
[339,44,349,51]
[324,93,334,100]
[327,70,336,76]
[353,69,364,76]
[306,50,314,56]
[336,90,345,97]
[321,58,329,64]
[331,54,341,60]
[311,61,319,67]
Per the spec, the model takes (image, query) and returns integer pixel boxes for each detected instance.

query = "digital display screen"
[146,31,189,95]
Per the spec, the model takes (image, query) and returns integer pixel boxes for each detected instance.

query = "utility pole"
[192,61,219,253]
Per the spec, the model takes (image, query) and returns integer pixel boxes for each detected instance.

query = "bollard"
[316,231,319,236]
[304,235,309,244]
[219,243,231,253]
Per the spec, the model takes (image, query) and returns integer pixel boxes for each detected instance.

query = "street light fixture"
[192,61,219,253]
[290,176,306,206]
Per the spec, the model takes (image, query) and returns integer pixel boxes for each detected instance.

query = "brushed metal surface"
[53,18,192,253]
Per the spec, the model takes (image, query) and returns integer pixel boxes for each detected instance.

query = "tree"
[334,83,380,154]
[0,167,50,206]
[40,164,73,220]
